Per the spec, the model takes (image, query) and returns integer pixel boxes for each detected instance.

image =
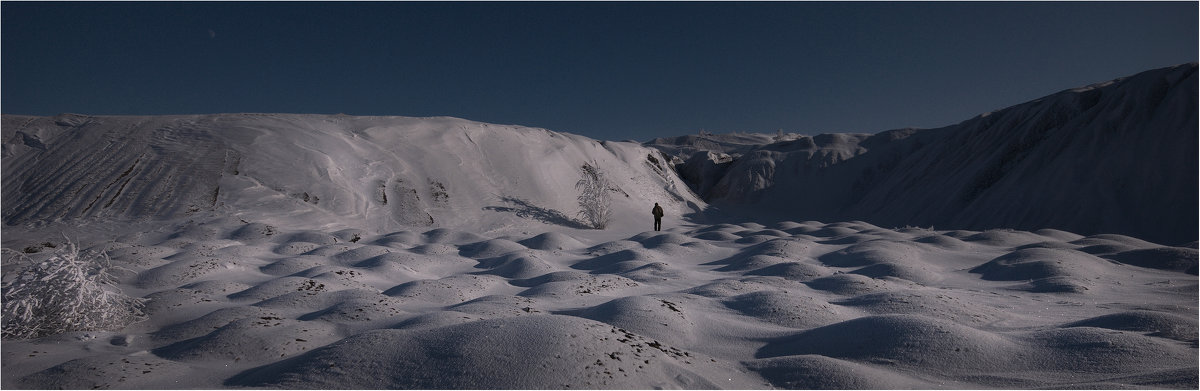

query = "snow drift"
[651,63,1198,245]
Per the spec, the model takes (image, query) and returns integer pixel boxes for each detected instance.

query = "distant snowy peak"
[2,114,700,234]
[650,63,1198,245]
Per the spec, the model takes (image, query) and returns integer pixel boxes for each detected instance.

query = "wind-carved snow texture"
[651,63,1198,245]
[1,64,1197,389]
[3,115,233,223]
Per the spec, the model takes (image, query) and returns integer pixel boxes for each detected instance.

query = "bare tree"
[576,163,612,229]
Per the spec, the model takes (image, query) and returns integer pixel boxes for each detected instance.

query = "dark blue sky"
[3,2,1196,141]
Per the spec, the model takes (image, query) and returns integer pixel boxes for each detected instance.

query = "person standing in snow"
[652,203,664,231]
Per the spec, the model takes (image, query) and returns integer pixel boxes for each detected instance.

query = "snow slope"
[3,113,699,236]
[652,63,1198,245]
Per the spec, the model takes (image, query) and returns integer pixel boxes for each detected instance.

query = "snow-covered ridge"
[3,114,699,235]
[651,63,1198,245]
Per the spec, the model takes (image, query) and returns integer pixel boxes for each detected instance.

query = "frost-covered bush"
[576,163,612,229]
[2,240,146,340]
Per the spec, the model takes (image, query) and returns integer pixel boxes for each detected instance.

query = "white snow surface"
[2,220,1196,389]
[2,65,1198,389]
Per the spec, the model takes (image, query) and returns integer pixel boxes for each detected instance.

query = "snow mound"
[14,353,195,390]
[422,228,489,245]
[519,274,642,298]
[446,295,544,318]
[473,250,557,279]
[517,232,585,251]
[282,231,341,246]
[819,239,924,268]
[961,229,1051,247]
[833,290,1001,326]
[912,233,972,250]
[391,311,485,330]
[151,306,283,343]
[152,317,341,363]
[746,261,831,282]
[1073,234,1161,249]
[571,248,663,274]
[383,274,505,304]
[692,230,742,241]
[723,290,848,329]
[757,314,1023,371]
[630,231,695,248]
[457,238,527,259]
[970,248,1113,282]
[225,315,762,389]
[259,255,330,276]
[325,245,394,264]
[745,355,938,389]
[1064,310,1199,342]
[297,294,408,324]
[849,261,942,285]
[1109,247,1199,274]
[564,296,698,346]
[681,278,777,298]
[711,254,790,272]
[368,230,422,248]
[742,237,816,258]
[706,238,815,272]
[969,247,1123,293]
[1027,327,1198,374]
[135,254,257,290]
[805,273,896,295]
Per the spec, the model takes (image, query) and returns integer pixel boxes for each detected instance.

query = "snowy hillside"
[1,65,1196,389]
[2,114,699,236]
[651,63,1198,245]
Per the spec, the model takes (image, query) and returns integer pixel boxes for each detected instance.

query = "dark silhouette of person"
[652,202,664,231]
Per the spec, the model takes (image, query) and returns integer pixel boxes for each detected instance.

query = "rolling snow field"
[2,64,1197,389]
